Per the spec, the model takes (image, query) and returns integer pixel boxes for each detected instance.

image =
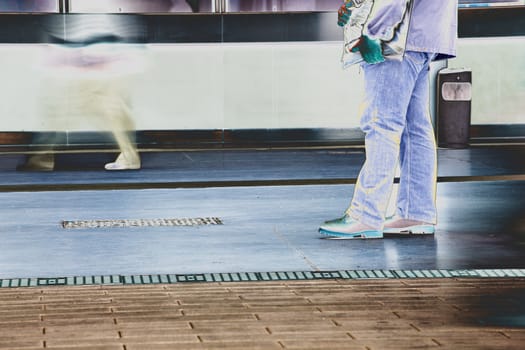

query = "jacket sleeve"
[365,0,411,42]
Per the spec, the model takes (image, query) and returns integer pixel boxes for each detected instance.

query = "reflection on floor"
[0,146,523,280]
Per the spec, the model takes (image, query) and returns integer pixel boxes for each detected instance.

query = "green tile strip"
[1,269,524,288]
[61,217,223,229]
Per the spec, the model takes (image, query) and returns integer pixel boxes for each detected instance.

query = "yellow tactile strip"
[0,278,524,350]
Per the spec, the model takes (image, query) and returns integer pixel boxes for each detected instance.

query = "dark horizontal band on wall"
[0,128,365,151]
[0,125,523,152]
[471,124,525,143]
[0,7,523,44]
[459,6,525,38]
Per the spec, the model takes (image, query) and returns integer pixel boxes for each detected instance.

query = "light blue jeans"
[347,51,438,230]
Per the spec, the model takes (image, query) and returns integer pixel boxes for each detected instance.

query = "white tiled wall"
[0,45,44,131]
[0,42,364,132]
[0,37,523,132]
[449,37,525,125]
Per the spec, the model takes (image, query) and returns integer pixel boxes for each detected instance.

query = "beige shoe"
[383,216,435,235]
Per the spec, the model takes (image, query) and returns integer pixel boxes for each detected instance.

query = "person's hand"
[337,2,353,27]
[351,35,385,64]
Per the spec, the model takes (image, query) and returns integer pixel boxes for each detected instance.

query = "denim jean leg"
[347,56,420,230]
[397,53,438,224]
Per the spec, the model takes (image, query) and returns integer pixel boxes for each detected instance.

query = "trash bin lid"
[439,67,472,74]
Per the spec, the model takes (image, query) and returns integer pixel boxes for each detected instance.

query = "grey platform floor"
[0,146,524,280]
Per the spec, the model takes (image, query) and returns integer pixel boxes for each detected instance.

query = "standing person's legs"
[319,52,424,238]
[385,52,437,234]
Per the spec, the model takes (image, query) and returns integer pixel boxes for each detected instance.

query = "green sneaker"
[319,215,383,239]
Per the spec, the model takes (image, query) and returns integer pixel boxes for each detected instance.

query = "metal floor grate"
[2,269,525,288]
[61,217,223,229]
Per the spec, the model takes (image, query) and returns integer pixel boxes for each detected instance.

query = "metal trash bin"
[436,68,472,148]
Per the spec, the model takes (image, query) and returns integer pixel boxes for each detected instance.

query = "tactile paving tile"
[2,269,525,288]
[61,217,223,229]
[1,278,525,350]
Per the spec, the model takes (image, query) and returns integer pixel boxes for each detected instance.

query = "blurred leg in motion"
[75,77,141,171]
[17,77,67,172]
[100,83,141,171]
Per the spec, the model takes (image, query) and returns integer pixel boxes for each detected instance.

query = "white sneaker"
[383,216,435,235]
[104,153,141,171]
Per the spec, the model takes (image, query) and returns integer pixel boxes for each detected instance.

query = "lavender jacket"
[342,0,458,68]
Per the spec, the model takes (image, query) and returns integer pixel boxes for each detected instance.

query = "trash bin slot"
[442,82,472,101]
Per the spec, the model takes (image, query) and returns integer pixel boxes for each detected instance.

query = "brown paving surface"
[0,278,524,350]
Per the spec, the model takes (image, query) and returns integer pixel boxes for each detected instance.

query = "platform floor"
[1,180,525,279]
[0,146,524,349]
[0,146,524,278]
